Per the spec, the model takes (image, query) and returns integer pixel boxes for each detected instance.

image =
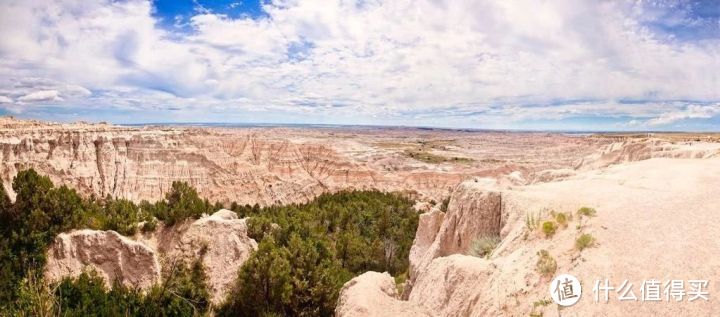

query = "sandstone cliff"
[0,117,606,205]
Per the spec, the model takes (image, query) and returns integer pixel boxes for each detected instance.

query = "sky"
[0,0,718,131]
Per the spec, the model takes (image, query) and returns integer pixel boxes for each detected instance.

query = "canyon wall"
[0,117,606,205]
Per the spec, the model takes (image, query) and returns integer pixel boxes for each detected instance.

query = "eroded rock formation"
[45,209,258,304]
[0,117,609,205]
[157,209,258,304]
[408,255,494,316]
[409,181,503,282]
[44,230,161,289]
[335,272,432,317]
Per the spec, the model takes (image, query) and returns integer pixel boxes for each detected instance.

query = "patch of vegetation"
[530,298,552,316]
[12,260,211,316]
[577,207,597,227]
[1,169,419,317]
[220,190,419,316]
[143,181,216,226]
[576,206,597,218]
[468,234,501,258]
[532,298,552,308]
[554,212,569,228]
[394,272,408,295]
[535,250,557,277]
[479,158,505,164]
[575,233,596,251]
[525,211,541,231]
[404,149,473,164]
[541,221,557,238]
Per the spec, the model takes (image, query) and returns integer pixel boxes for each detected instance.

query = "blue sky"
[0,0,718,131]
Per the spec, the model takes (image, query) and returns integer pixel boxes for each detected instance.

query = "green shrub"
[161,181,214,225]
[575,233,596,251]
[577,207,597,227]
[103,198,141,236]
[54,260,211,317]
[535,250,557,277]
[555,212,568,228]
[14,270,57,316]
[577,207,597,218]
[141,218,157,233]
[246,216,275,241]
[468,234,501,258]
[541,221,557,238]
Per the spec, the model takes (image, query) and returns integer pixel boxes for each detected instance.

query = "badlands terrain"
[2,116,720,316]
[0,116,609,205]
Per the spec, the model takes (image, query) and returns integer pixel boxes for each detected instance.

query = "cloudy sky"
[0,0,718,130]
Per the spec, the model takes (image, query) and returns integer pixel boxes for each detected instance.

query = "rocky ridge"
[337,153,720,316]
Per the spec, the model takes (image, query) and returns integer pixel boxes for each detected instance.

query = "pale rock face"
[157,209,258,304]
[408,208,445,279]
[44,229,161,289]
[410,181,503,281]
[404,207,445,297]
[408,255,493,317]
[335,272,433,317]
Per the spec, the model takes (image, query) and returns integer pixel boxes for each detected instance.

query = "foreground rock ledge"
[335,272,432,317]
[338,157,720,316]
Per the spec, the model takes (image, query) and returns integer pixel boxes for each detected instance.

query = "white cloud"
[17,90,63,102]
[647,104,720,126]
[0,96,12,103]
[0,0,717,128]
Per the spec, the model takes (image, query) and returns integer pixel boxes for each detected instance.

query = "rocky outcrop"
[160,209,258,304]
[409,255,493,316]
[409,181,503,281]
[408,209,445,278]
[45,209,258,304]
[335,272,433,317]
[44,230,161,289]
